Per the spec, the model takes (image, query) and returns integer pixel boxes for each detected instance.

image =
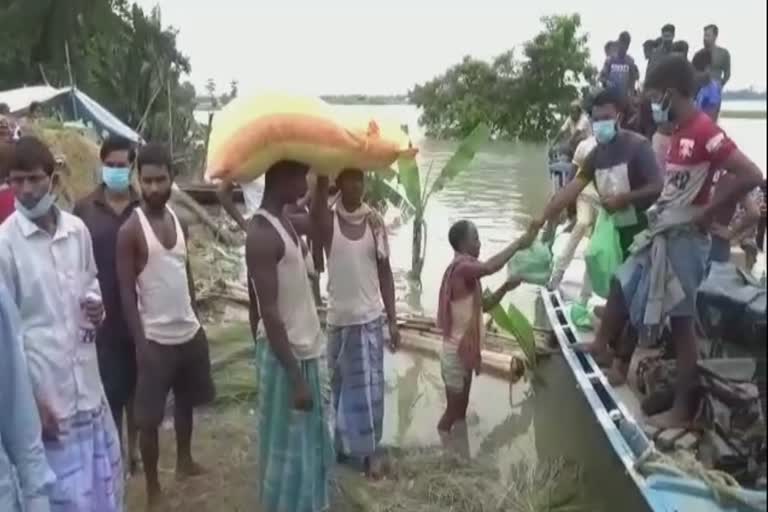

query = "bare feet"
[364,455,384,480]
[146,483,164,510]
[176,459,206,480]
[647,408,692,430]
[129,455,141,476]
[437,412,454,433]
[604,360,629,387]
[606,359,629,386]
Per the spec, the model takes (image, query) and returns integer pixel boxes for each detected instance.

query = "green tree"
[0,1,202,175]
[409,14,595,141]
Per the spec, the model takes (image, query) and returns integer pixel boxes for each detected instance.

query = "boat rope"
[634,447,764,512]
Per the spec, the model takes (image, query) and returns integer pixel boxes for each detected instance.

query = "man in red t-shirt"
[605,56,760,428]
[529,56,763,429]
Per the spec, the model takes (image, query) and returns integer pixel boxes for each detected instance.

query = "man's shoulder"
[60,210,90,236]
[246,215,282,250]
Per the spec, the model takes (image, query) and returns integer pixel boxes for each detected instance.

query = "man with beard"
[0,136,122,511]
[247,160,333,512]
[117,143,214,509]
[311,170,399,478]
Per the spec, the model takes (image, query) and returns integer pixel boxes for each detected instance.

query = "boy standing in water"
[436,220,534,432]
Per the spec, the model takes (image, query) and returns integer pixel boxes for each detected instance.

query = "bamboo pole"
[64,42,78,119]
[167,79,174,157]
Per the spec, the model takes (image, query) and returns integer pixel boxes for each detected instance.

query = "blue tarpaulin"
[0,85,141,143]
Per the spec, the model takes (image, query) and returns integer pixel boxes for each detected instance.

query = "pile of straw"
[335,448,585,512]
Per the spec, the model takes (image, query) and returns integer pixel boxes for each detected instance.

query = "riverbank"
[720,110,767,120]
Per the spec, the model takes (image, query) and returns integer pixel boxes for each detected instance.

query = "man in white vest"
[312,170,399,478]
[117,142,215,509]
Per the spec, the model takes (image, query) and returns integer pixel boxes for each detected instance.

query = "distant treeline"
[320,95,409,105]
[194,89,766,109]
[721,89,767,101]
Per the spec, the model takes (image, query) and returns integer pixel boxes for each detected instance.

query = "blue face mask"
[651,102,669,124]
[15,192,55,220]
[593,120,617,144]
[102,166,131,192]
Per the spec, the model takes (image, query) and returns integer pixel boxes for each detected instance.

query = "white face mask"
[15,191,55,219]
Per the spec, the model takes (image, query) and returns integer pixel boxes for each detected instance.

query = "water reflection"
[382,349,539,470]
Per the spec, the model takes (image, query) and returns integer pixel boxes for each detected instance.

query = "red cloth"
[0,188,14,225]
[437,254,483,374]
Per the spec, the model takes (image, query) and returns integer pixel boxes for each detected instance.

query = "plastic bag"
[569,302,594,331]
[507,240,552,286]
[584,208,623,298]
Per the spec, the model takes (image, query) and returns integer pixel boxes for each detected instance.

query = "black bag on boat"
[696,262,767,352]
[637,357,766,483]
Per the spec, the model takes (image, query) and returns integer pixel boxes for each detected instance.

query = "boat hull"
[539,288,767,512]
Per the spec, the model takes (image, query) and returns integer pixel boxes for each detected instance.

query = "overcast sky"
[135,0,767,96]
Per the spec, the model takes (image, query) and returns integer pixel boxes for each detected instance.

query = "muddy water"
[380,348,653,512]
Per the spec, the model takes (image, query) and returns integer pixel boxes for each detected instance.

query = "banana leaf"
[487,295,537,368]
[427,123,490,201]
[396,155,421,214]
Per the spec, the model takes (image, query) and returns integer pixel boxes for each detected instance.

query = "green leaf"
[428,122,490,198]
[506,302,537,367]
[397,155,422,212]
[485,289,537,368]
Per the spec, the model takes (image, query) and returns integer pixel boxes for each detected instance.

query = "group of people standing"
[544,24,765,430]
[0,135,213,511]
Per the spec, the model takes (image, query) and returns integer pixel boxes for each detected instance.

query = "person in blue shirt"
[692,49,722,121]
[599,32,639,98]
[0,285,55,512]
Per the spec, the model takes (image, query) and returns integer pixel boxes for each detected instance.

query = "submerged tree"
[410,14,595,141]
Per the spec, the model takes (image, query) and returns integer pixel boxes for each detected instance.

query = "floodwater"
[379,346,654,512]
[200,102,765,511]
[327,103,768,316]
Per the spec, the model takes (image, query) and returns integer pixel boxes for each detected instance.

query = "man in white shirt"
[0,136,122,511]
[556,100,592,151]
[548,135,599,300]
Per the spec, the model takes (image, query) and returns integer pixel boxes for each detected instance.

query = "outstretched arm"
[456,232,536,283]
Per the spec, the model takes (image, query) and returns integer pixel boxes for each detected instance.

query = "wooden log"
[171,184,240,246]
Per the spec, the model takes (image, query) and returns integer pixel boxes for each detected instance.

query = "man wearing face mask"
[74,135,140,473]
[564,57,761,429]
[540,89,663,261]
[0,136,123,511]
